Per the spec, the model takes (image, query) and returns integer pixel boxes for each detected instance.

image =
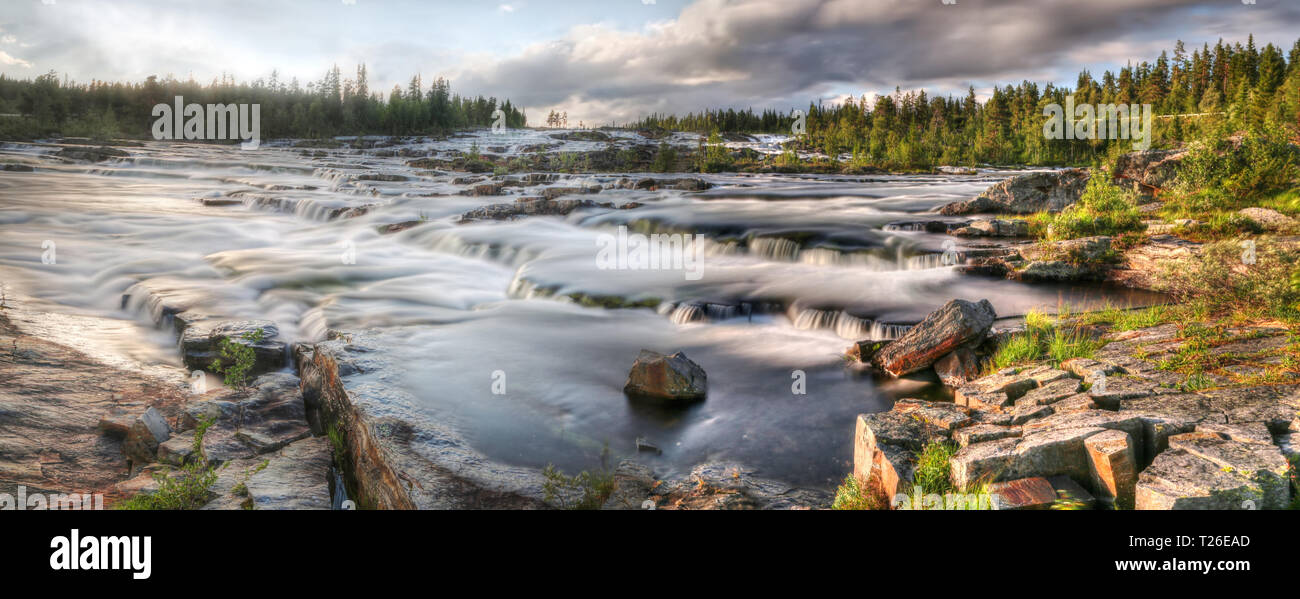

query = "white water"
[0,130,1164,488]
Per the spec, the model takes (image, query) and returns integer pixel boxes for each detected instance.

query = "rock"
[459,196,598,221]
[939,169,1089,215]
[623,350,707,402]
[1048,475,1097,509]
[53,145,129,162]
[1016,260,1101,282]
[949,438,1020,490]
[1108,234,1201,290]
[989,477,1058,510]
[953,424,1021,447]
[1237,207,1297,231]
[954,369,1039,409]
[872,299,996,377]
[1019,236,1112,263]
[1111,149,1184,191]
[1276,433,1298,459]
[157,433,196,466]
[601,461,658,510]
[1052,394,1099,413]
[1014,379,1082,408]
[1136,447,1286,510]
[891,399,972,432]
[1084,429,1138,509]
[847,339,890,363]
[541,186,599,200]
[97,410,133,438]
[181,320,286,377]
[954,218,1029,237]
[123,407,172,464]
[875,444,918,500]
[243,437,333,510]
[1165,432,1291,509]
[0,163,34,172]
[1059,357,1119,379]
[934,348,981,386]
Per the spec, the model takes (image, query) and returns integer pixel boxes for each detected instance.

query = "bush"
[831,474,886,510]
[213,329,263,389]
[1042,175,1142,241]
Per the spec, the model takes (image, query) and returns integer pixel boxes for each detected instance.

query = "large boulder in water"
[873,299,996,377]
[939,170,1089,215]
[624,350,708,401]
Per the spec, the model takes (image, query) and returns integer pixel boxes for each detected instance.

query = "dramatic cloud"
[1,0,1297,125]
[453,0,1300,124]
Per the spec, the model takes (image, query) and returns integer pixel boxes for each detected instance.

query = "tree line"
[632,35,1300,168]
[0,64,527,140]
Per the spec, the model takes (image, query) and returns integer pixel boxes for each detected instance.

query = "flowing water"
[0,130,1165,490]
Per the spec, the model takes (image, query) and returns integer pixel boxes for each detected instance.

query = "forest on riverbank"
[0,65,527,140]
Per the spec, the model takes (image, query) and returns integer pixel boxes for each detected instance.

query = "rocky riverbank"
[0,304,333,510]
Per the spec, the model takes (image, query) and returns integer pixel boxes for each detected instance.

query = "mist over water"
[0,131,1164,488]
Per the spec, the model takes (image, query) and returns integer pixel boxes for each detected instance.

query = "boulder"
[1084,429,1138,509]
[1136,446,1288,510]
[939,169,1089,215]
[157,432,196,466]
[873,299,996,377]
[1237,207,1297,231]
[934,347,981,386]
[1014,379,1083,408]
[123,407,172,464]
[623,350,707,401]
[1111,149,1184,191]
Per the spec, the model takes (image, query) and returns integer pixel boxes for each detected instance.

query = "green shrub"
[1042,175,1142,241]
[990,331,1043,371]
[651,141,677,173]
[213,329,263,389]
[912,441,958,496]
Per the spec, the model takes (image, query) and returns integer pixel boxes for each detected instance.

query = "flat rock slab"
[1137,447,1287,510]
[243,437,333,510]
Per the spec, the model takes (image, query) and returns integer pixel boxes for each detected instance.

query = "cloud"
[452,0,1300,124]
[498,4,515,14]
[0,50,32,68]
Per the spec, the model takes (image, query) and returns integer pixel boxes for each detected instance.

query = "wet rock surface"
[939,169,1089,215]
[623,349,708,401]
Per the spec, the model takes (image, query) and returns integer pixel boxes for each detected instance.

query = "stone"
[1047,475,1097,509]
[1009,426,1108,483]
[1052,394,1099,413]
[601,461,658,510]
[1165,433,1291,509]
[989,477,1058,510]
[949,438,1019,490]
[1085,429,1138,509]
[848,339,890,363]
[934,347,981,386]
[854,411,945,481]
[1019,236,1112,263]
[1010,404,1055,425]
[954,424,1021,447]
[939,169,1089,215]
[1089,375,1159,408]
[1060,358,1119,379]
[157,433,196,466]
[1108,235,1201,290]
[124,407,172,464]
[623,349,707,401]
[97,410,133,438]
[1237,207,1297,232]
[892,399,972,432]
[875,444,918,501]
[873,299,996,377]
[181,320,286,377]
[1202,384,1300,432]
[243,437,333,510]
[1136,447,1288,510]
[1015,379,1082,408]
[1112,148,1185,191]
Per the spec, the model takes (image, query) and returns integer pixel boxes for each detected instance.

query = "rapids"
[0,130,1164,489]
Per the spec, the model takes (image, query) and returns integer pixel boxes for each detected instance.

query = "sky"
[2,0,1299,126]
